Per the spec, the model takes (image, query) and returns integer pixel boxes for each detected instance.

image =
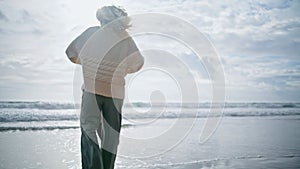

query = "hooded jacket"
[66,26,144,99]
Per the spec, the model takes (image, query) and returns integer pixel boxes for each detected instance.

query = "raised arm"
[66,39,81,64]
[126,39,144,74]
[65,27,99,65]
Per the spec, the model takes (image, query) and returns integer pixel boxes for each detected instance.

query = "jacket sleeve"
[65,36,81,64]
[126,39,144,74]
[65,28,94,64]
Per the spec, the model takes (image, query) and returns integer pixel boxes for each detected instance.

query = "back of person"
[66,25,144,99]
[81,27,143,99]
[65,6,144,169]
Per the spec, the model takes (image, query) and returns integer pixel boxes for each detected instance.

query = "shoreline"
[0,116,299,168]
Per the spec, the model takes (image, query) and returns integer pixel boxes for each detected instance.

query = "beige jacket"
[66,26,144,99]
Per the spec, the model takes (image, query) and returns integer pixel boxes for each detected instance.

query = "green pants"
[80,91,123,169]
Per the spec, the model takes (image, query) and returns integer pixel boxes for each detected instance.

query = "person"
[65,6,144,169]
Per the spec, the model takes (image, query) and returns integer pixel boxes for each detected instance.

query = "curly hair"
[96,6,130,30]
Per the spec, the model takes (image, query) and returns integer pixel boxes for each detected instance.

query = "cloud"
[0,10,8,22]
[0,0,299,101]
[222,54,300,101]
[120,0,300,101]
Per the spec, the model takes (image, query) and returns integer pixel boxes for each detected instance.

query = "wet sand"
[0,116,299,169]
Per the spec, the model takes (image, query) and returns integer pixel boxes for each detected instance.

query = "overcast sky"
[0,0,299,102]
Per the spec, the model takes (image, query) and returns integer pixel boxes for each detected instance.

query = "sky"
[0,0,299,102]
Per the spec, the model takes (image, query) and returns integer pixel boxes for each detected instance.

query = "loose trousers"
[80,91,123,169]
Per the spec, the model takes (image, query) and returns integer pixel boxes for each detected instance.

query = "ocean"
[0,101,299,168]
[0,101,299,131]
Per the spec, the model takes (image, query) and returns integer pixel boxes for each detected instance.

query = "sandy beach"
[1,116,299,169]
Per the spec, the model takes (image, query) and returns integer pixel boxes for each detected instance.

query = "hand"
[70,57,81,64]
